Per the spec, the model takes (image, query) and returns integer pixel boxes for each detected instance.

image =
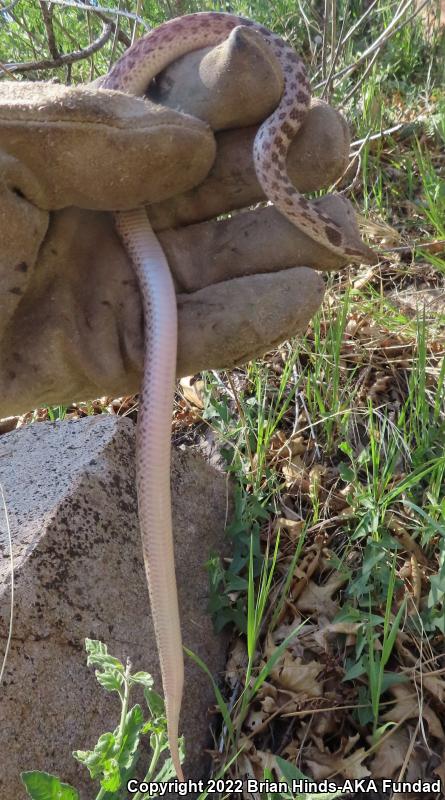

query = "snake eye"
[12,186,26,199]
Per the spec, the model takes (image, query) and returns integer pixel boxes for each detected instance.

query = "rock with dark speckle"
[0,415,231,799]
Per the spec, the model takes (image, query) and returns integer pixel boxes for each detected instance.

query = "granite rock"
[0,415,231,798]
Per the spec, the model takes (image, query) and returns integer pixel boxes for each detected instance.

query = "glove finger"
[0,82,215,210]
[149,101,350,230]
[176,267,324,375]
[0,153,49,323]
[149,25,283,131]
[159,198,375,293]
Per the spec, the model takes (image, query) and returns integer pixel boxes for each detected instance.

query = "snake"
[99,11,369,780]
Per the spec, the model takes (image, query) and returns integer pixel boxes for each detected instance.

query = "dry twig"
[4,21,112,72]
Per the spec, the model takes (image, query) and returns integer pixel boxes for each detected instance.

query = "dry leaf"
[261,694,278,714]
[257,682,305,716]
[282,456,306,487]
[270,431,307,457]
[245,707,269,735]
[422,673,445,704]
[369,728,410,778]
[179,375,205,408]
[296,574,348,619]
[225,638,248,689]
[276,517,305,540]
[314,621,362,651]
[256,680,278,701]
[305,741,371,779]
[353,266,377,290]
[264,632,324,695]
[251,749,279,776]
[280,496,304,521]
[312,711,339,738]
[270,621,304,647]
[382,683,445,741]
[269,652,324,696]
[404,747,430,782]
[238,752,258,800]
[434,762,445,783]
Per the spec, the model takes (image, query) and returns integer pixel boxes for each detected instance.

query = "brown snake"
[100,11,371,780]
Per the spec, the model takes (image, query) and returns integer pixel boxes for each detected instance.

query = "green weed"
[21,640,182,800]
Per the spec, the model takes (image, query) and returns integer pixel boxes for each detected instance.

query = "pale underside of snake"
[100,11,369,780]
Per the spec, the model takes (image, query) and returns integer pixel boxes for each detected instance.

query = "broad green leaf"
[429,572,445,606]
[101,759,121,792]
[95,670,124,693]
[129,671,154,689]
[144,688,165,719]
[119,705,144,769]
[357,685,373,727]
[84,641,125,694]
[343,658,366,682]
[380,671,409,692]
[85,639,124,673]
[263,767,293,799]
[275,755,307,784]
[21,771,79,800]
[225,574,249,591]
[338,441,354,458]
[338,463,355,483]
[72,732,116,778]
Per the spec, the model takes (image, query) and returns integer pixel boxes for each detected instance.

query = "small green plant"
[21,639,183,800]
[341,559,407,731]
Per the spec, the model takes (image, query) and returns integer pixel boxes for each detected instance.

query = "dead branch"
[4,20,112,73]
[79,0,131,48]
[36,0,149,29]
[39,0,60,59]
[314,0,432,91]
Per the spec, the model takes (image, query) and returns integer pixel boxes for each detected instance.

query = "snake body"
[101,11,366,780]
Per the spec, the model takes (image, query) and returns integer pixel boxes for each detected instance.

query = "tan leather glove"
[0,27,374,417]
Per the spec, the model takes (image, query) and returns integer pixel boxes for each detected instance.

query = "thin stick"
[314,0,431,91]
[86,2,94,82]
[33,0,149,28]
[39,0,60,59]
[0,484,14,688]
[340,0,380,48]
[131,0,142,46]
[79,0,131,47]
[338,47,380,108]
[321,2,348,101]
[321,0,328,82]
[330,0,336,84]
[351,117,425,148]
[107,0,122,73]
[4,21,112,72]
[0,61,19,78]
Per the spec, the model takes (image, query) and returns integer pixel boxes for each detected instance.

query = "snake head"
[313,193,378,266]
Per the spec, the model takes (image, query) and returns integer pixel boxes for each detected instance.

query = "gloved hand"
[0,27,374,418]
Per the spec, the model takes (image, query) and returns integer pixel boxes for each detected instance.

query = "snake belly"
[101,10,367,781]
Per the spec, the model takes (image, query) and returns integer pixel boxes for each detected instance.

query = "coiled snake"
[100,11,369,780]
